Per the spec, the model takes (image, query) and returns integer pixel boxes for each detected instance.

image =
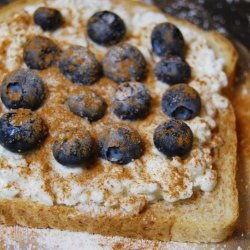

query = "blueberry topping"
[155,56,191,85]
[113,82,151,120]
[153,119,193,157]
[151,22,185,58]
[1,69,46,110]
[87,11,126,46]
[52,128,94,167]
[68,87,106,122]
[34,7,63,31]
[0,109,47,153]
[103,43,147,83]
[58,45,101,85]
[98,125,143,165]
[162,84,201,120]
[23,36,60,70]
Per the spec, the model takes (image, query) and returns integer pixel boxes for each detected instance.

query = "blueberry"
[103,43,147,83]
[113,82,151,120]
[0,109,47,153]
[162,84,201,120]
[98,125,143,165]
[58,45,101,85]
[34,7,63,31]
[155,56,191,85]
[23,36,60,70]
[153,119,193,157]
[1,69,46,110]
[52,128,94,167]
[68,87,106,122]
[151,22,185,58]
[87,11,126,46]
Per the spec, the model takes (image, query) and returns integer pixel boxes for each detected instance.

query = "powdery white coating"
[138,154,194,203]
[0,146,52,205]
[212,93,229,109]
[50,155,84,177]
[120,197,146,214]
[194,169,217,192]
[0,0,231,215]
[187,117,212,145]
[0,225,248,250]
[0,168,20,199]
[104,179,124,195]
[90,190,104,204]
[53,181,85,206]
[21,163,53,205]
[0,145,27,167]
[185,148,213,180]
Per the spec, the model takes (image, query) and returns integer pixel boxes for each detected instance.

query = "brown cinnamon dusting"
[68,86,106,120]
[53,127,93,158]
[172,83,199,100]
[23,36,60,69]
[8,64,158,202]
[0,49,169,208]
[9,109,34,126]
[7,109,48,146]
[103,44,147,82]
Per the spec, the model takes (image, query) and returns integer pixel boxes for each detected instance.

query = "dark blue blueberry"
[1,69,46,110]
[58,45,101,85]
[52,128,94,167]
[162,84,201,120]
[151,22,185,58]
[98,125,143,165]
[0,109,47,153]
[23,36,60,70]
[153,119,193,157]
[68,87,106,122]
[87,11,126,46]
[113,82,151,120]
[34,7,63,31]
[103,43,147,83]
[155,56,191,85]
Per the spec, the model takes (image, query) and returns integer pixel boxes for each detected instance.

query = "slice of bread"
[0,0,238,243]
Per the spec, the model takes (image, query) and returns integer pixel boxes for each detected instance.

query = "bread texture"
[0,0,238,243]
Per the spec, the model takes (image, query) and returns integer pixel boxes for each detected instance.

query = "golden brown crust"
[0,0,238,243]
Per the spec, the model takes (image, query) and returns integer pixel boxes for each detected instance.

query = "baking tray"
[0,0,250,249]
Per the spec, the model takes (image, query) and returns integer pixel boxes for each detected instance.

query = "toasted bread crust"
[0,0,238,243]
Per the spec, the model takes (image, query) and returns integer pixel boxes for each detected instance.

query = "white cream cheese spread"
[0,0,229,216]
